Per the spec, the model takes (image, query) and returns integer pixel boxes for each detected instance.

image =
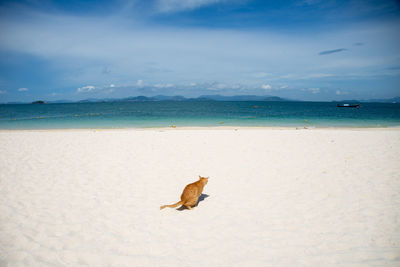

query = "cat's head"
[199,175,209,185]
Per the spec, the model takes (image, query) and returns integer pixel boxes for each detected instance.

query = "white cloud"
[0,4,398,101]
[280,74,295,79]
[208,83,227,90]
[281,73,335,80]
[0,90,6,94]
[18,87,28,91]
[280,85,289,89]
[261,84,272,90]
[309,88,320,94]
[304,73,334,79]
[1,10,397,88]
[155,0,224,13]
[154,83,174,88]
[77,85,95,93]
[252,72,272,78]
[215,83,227,89]
[110,84,115,88]
[336,90,348,95]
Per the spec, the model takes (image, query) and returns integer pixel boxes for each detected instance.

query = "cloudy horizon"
[0,0,399,102]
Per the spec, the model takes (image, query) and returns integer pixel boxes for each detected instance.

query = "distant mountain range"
[2,95,400,104]
[56,94,292,103]
[53,95,400,104]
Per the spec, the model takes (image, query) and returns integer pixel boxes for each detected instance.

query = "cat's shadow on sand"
[177,194,209,211]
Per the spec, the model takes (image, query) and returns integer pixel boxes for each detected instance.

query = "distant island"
[31,100,46,104]
[44,94,293,104]
[75,94,292,103]
[71,95,400,104]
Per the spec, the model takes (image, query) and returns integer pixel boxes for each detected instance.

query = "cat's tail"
[160,200,183,210]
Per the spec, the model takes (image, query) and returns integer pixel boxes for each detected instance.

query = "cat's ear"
[199,175,201,179]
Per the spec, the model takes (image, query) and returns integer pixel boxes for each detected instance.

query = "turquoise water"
[0,101,399,129]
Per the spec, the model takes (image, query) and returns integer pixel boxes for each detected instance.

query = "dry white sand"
[0,128,399,266]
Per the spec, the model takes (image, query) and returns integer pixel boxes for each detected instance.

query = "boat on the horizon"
[337,103,360,108]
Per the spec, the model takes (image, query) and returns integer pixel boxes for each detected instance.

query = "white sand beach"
[0,128,399,266]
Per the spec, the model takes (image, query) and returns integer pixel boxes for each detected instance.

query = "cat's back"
[181,181,200,199]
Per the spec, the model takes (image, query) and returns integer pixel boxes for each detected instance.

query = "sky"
[0,0,399,102]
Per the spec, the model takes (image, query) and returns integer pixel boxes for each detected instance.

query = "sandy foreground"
[0,128,399,266]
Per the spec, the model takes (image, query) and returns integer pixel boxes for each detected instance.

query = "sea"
[1,101,399,129]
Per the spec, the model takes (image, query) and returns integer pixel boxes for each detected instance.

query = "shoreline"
[1,125,400,132]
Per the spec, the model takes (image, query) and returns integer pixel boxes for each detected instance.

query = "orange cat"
[160,176,209,210]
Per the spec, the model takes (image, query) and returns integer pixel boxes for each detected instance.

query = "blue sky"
[0,0,399,102]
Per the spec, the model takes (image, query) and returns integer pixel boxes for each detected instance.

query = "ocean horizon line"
[2,94,400,105]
